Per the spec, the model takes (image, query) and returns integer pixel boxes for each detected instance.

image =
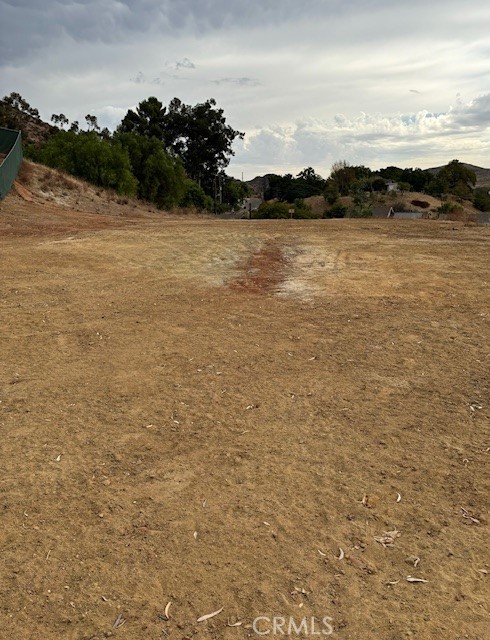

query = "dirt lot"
[0,187,488,639]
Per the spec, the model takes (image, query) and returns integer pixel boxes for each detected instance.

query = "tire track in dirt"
[228,239,292,294]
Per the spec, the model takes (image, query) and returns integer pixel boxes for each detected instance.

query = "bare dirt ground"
[0,178,489,639]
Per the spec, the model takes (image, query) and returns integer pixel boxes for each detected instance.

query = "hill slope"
[426,162,490,189]
[0,160,202,237]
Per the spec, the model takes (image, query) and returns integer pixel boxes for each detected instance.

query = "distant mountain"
[245,174,274,198]
[426,163,490,189]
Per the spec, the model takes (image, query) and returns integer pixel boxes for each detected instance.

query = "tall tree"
[164,98,244,193]
[118,96,167,139]
[51,113,69,129]
[118,96,244,196]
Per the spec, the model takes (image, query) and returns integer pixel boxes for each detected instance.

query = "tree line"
[1,93,248,211]
[2,92,488,215]
[254,158,488,218]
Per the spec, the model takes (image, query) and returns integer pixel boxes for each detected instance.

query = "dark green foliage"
[293,198,317,218]
[437,201,461,215]
[164,98,244,194]
[428,160,476,198]
[473,188,490,212]
[118,97,167,139]
[324,180,339,204]
[118,96,244,197]
[325,201,347,218]
[370,176,387,192]
[326,161,372,197]
[32,131,137,195]
[253,201,292,219]
[397,181,411,193]
[348,188,373,217]
[378,166,403,182]
[2,92,40,119]
[85,114,100,132]
[265,168,325,201]
[51,114,69,129]
[180,179,214,210]
[253,199,317,219]
[116,132,186,208]
[222,176,249,209]
[398,167,431,192]
[296,167,326,192]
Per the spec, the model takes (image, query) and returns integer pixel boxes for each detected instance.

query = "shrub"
[324,202,347,218]
[392,200,407,212]
[180,179,213,210]
[437,201,461,215]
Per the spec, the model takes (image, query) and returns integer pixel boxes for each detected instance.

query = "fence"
[0,127,23,200]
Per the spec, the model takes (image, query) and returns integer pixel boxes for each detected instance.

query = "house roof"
[372,206,394,218]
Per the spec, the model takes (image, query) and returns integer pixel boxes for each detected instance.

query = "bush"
[33,131,138,196]
[324,202,347,218]
[392,200,407,212]
[473,188,490,212]
[180,179,213,210]
[437,201,461,215]
[253,201,291,219]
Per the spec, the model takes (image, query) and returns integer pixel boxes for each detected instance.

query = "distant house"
[385,180,399,192]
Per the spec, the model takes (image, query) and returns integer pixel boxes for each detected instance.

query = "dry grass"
[38,167,77,192]
[16,160,35,186]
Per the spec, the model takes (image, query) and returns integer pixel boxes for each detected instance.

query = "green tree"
[348,188,373,217]
[51,113,69,129]
[221,175,249,209]
[473,188,490,212]
[428,160,476,198]
[253,201,291,219]
[118,97,244,197]
[164,97,244,194]
[118,96,167,139]
[116,132,187,208]
[327,161,371,197]
[180,179,214,210]
[85,114,100,132]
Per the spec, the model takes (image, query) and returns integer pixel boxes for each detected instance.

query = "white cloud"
[230,94,490,178]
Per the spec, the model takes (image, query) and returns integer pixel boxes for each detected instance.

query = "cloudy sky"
[1,0,489,179]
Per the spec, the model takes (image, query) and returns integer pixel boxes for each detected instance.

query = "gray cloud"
[451,93,490,127]
[130,71,164,85]
[1,0,489,178]
[165,57,196,71]
[212,77,260,87]
[2,0,484,65]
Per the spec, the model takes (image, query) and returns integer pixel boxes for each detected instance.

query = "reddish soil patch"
[228,240,290,293]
